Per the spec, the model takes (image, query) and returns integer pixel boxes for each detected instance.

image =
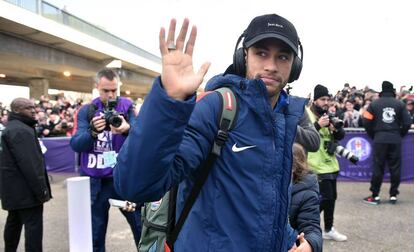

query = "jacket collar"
[379,92,395,98]
[274,90,289,112]
[205,73,289,111]
[8,112,37,127]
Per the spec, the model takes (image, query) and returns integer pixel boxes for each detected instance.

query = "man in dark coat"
[362,81,411,205]
[0,97,52,252]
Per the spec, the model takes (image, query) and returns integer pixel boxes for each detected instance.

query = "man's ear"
[244,48,248,71]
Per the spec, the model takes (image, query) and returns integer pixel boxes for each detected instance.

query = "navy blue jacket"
[289,173,322,252]
[114,74,307,251]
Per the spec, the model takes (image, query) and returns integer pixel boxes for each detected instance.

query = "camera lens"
[108,115,122,128]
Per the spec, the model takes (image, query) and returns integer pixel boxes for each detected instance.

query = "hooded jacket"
[114,74,307,251]
[362,92,411,143]
[289,173,322,252]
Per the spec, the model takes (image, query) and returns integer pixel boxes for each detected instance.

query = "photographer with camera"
[70,68,141,252]
[306,84,348,242]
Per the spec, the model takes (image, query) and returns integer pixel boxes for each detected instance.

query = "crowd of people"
[1,81,414,138]
[0,95,82,138]
[0,94,143,140]
[313,82,414,129]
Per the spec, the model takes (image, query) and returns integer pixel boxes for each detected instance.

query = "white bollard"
[66,177,93,252]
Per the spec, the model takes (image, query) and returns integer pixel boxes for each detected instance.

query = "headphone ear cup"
[288,56,302,83]
[233,48,246,77]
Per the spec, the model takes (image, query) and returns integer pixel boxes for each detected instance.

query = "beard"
[313,103,328,116]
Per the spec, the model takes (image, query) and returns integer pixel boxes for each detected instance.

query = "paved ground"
[1,173,413,252]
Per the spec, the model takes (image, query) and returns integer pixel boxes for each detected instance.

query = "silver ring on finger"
[167,42,176,50]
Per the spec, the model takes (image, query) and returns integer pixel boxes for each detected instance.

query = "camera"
[102,99,122,130]
[61,121,68,129]
[325,141,359,164]
[328,112,344,129]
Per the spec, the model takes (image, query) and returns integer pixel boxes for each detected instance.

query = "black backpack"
[138,87,238,252]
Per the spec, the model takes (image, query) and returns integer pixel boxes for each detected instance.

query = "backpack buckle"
[212,130,228,156]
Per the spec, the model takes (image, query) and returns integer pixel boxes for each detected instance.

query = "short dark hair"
[292,143,310,183]
[345,99,355,105]
[10,98,31,113]
[95,68,119,84]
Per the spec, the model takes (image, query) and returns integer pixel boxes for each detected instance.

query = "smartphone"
[108,199,136,208]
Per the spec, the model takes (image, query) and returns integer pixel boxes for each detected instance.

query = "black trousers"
[370,143,402,197]
[90,177,141,252]
[318,177,337,232]
[4,204,44,252]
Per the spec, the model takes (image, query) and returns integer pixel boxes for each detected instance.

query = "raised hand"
[159,18,210,101]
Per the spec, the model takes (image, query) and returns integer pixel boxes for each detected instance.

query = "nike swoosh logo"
[232,143,256,152]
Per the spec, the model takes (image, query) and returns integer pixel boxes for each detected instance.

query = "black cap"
[243,14,299,55]
[314,84,330,100]
[381,81,395,93]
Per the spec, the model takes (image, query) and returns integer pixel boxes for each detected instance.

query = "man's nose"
[265,59,279,72]
[107,92,115,99]
[266,62,279,72]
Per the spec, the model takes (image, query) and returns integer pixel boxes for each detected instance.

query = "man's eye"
[279,55,289,61]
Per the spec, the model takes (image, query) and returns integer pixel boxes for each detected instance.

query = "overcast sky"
[48,0,414,97]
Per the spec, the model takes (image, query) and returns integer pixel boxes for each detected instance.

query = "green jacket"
[306,107,340,174]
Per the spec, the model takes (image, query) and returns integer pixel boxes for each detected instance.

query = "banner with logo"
[38,133,414,181]
[338,131,414,182]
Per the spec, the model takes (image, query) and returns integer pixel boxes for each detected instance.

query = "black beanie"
[381,81,395,93]
[314,84,330,100]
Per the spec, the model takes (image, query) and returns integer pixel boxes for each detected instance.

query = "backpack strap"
[166,87,238,250]
[212,87,238,155]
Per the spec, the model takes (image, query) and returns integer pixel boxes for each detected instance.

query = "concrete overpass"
[0,0,161,100]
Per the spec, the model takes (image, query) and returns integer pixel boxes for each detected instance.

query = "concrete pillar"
[29,78,49,100]
[36,0,42,14]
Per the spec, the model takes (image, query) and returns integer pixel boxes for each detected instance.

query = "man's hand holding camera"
[91,115,106,135]
[110,115,130,134]
[317,114,330,128]
[90,114,130,137]
[318,113,343,132]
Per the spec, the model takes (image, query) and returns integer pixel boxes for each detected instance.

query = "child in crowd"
[290,143,323,252]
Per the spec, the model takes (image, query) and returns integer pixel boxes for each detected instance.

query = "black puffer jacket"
[289,173,322,252]
[0,113,52,210]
